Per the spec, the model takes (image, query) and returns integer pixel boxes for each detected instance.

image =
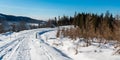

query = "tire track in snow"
[40,44,54,60]
[0,31,33,60]
[14,32,34,60]
[37,29,72,60]
[37,30,55,60]
[0,37,24,52]
[15,37,31,60]
[0,37,25,60]
[29,30,55,60]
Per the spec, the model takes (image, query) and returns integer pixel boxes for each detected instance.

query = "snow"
[0,28,71,60]
[0,26,120,60]
[41,29,120,60]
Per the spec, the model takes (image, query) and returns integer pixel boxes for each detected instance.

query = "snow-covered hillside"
[0,27,120,60]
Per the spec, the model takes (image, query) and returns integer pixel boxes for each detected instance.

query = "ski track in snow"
[0,29,71,60]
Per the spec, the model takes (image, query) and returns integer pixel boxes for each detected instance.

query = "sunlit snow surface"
[0,26,120,60]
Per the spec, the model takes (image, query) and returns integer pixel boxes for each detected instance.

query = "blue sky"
[0,0,120,20]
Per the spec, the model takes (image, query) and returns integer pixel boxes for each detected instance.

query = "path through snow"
[0,29,71,60]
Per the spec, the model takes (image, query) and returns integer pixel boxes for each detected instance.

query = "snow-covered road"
[0,29,71,60]
[1,27,120,60]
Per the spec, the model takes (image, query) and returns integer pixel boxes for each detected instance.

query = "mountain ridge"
[0,13,46,23]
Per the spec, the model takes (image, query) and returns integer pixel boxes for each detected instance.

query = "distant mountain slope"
[0,13,46,24]
[0,13,47,33]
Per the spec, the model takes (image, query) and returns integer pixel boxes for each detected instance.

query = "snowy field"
[0,27,120,60]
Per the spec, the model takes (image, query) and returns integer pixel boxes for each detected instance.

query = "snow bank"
[41,29,120,60]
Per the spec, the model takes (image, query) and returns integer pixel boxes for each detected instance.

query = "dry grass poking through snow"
[56,21,120,55]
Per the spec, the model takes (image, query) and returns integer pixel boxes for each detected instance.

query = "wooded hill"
[0,13,46,33]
